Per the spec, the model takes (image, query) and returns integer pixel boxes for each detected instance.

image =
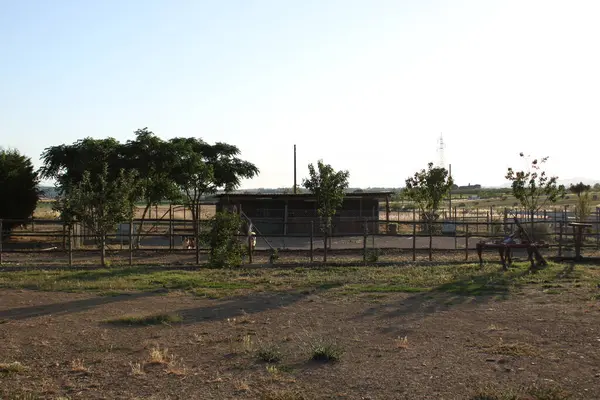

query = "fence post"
[169,204,174,251]
[129,219,133,266]
[412,214,416,262]
[68,224,73,267]
[596,207,599,250]
[247,233,253,264]
[0,219,3,266]
[465,223,469,261]
[558,221,563,256]
[363,218,367,264]
[310,221,314,263]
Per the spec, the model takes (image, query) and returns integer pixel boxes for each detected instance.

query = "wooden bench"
[476,240,549,270]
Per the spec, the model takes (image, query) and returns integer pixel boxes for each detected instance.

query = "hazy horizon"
[2,1,599,189]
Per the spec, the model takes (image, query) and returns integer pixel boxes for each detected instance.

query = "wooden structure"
[216,191,393,236]
[476,217,548,270]
[568,222,592,260]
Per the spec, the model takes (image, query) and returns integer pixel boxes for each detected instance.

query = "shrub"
[256,343,282,363]
[0,148,40,237]
[269,249,280,264]
[203,211,245,268]
[366,248,380,262]
[308,338,343,362]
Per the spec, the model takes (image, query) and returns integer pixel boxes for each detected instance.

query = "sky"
[1,0,599,189]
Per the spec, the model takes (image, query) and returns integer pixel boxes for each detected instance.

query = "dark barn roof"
[216,191,393,201]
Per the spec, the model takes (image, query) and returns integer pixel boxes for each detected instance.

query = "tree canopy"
[505,153,565,214]
[0,148,40,235]
[302,160,350,262]
[403,162,453,223]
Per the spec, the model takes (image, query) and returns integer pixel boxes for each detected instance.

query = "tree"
[169,138,259,263]
[124,128,181,247]
[39,137,126,194]
[302,160,350,262]
[403,162,453,260]
[55,163,138,266]
[569,182,592,222]
[0,148,40,237]
[505,153,565,240]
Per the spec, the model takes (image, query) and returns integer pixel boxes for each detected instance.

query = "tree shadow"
[173,292,309,325]
[0,291,160,321]
[350,264,536,337]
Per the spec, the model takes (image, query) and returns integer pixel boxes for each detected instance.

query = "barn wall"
[217,195,384,235]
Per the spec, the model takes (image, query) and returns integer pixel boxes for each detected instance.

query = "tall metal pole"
[448,163,452,215]
[293,144,297,194]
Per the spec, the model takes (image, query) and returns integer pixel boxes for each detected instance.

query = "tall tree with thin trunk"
[569,182,592,222]
[169,138,259,264]
[55,163,137,266]
[302,160,350,262]
[124,128,181,247]
[403,162,453,261]
[505,153,565,240]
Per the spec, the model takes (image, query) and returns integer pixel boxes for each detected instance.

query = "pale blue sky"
[1,0,599,189]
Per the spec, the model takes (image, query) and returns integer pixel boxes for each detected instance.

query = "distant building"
[458,183,482,190]
[216,191,393,235]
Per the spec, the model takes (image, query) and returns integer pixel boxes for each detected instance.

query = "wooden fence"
[1,208,599,267]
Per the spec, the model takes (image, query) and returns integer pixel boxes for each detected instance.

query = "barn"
[216,191,393,236]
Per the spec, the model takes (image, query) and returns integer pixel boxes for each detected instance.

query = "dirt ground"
[1,283,599,399]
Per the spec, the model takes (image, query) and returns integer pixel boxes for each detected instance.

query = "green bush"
[203,211,244,268]
[0,149,40,237]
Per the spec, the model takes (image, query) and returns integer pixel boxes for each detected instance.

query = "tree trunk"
[190,203,200,265]
[323,231,328,263]
[530,209,535,242]
[429,228,433,261]
[101,233,106,267]
[135,203,151,249]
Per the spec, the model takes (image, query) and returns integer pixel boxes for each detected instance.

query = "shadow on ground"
[0,291,161,321]
[350,264,540,337]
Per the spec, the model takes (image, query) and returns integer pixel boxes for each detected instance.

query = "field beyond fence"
[2,204,600,267]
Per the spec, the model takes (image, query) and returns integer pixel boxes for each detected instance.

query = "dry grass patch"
[165,357,187,376]
[70,358,89,373]
[395,336,409,349]
[148,345,170,365]
[487,338,540,357]
[129,362,144,376]
[0,361,28,375]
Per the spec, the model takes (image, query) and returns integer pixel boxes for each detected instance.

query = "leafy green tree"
[403,162,453,260]
[505,153,565,239]
[39,137,126,194]
[56,164,138,266]
[302,160,350,262]
[124,128,181,246]
[169,138,259,264]
[569,182,592,222]
[0,148,40,237]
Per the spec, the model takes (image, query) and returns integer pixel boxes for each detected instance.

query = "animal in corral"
[183,236,196,249]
